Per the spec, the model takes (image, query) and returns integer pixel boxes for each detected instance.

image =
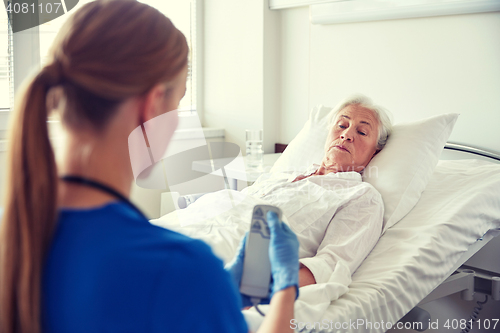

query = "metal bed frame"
[444,142,500,162]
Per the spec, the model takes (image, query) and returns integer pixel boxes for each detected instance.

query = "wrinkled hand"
[225,232,271,308]
[267,211,300,299]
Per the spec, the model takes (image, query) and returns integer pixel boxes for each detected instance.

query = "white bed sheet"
[151,159,500,332]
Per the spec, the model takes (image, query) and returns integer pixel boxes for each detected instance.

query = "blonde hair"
[0,1,188,332]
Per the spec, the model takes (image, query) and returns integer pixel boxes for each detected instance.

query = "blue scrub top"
[42,202,248,333]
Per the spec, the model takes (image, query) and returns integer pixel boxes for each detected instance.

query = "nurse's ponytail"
[0,67,59,333]
[0,1,188,332]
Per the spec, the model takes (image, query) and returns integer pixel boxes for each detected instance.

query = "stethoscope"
[61,175,146,219]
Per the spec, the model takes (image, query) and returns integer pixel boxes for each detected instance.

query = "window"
[0,0,198,139]
[0,5,13,111]
[0,5,13,139]
[138,0,197,113]
[38,0,197,113]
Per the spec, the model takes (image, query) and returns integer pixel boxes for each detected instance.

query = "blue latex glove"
[267,211,300,299]
[225,212,300,307]
[225,232,271,308]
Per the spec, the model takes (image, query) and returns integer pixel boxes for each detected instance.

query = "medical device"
[240,205,282,299]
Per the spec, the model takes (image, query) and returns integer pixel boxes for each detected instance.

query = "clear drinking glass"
[245,129,264,168]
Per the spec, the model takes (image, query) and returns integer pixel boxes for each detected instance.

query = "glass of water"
[245,129,263,168]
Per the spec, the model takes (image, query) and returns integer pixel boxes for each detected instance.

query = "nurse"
[0,1,299,332]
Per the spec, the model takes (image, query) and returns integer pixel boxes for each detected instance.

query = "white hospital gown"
[242,165,384,284]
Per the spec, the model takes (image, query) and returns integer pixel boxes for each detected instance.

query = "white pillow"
[271,105,459,232]
[363,113,458,232]
[271,105,333,173]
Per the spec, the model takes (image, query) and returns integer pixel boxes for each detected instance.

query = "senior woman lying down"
[153,94,392,289]
[241,94,392,287]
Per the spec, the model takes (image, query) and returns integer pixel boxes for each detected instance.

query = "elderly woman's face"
[323,104,379,172]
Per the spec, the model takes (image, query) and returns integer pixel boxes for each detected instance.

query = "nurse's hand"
[267,211,300,300]
[224,233,271,308]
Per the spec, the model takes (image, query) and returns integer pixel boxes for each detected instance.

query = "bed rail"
[444,143,500,162]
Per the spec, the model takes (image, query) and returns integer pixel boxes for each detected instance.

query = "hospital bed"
[152,109,500,333]
[289,144,500,333]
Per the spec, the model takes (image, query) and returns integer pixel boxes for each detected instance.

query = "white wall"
[279,8,500,154]
[203,0,281,155]
[204,0,263,152]
[280,6,310,145]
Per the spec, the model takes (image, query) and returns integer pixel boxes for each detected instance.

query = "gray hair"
[328,94,393,151]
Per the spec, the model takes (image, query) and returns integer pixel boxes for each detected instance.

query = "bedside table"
[192,153,282,190]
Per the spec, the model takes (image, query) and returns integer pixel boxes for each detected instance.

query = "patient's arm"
[299,264,316,287]
[298,190,384,284]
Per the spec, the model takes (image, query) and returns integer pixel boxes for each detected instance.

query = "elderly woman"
[296,95,391,178]
[242,94,393,287]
